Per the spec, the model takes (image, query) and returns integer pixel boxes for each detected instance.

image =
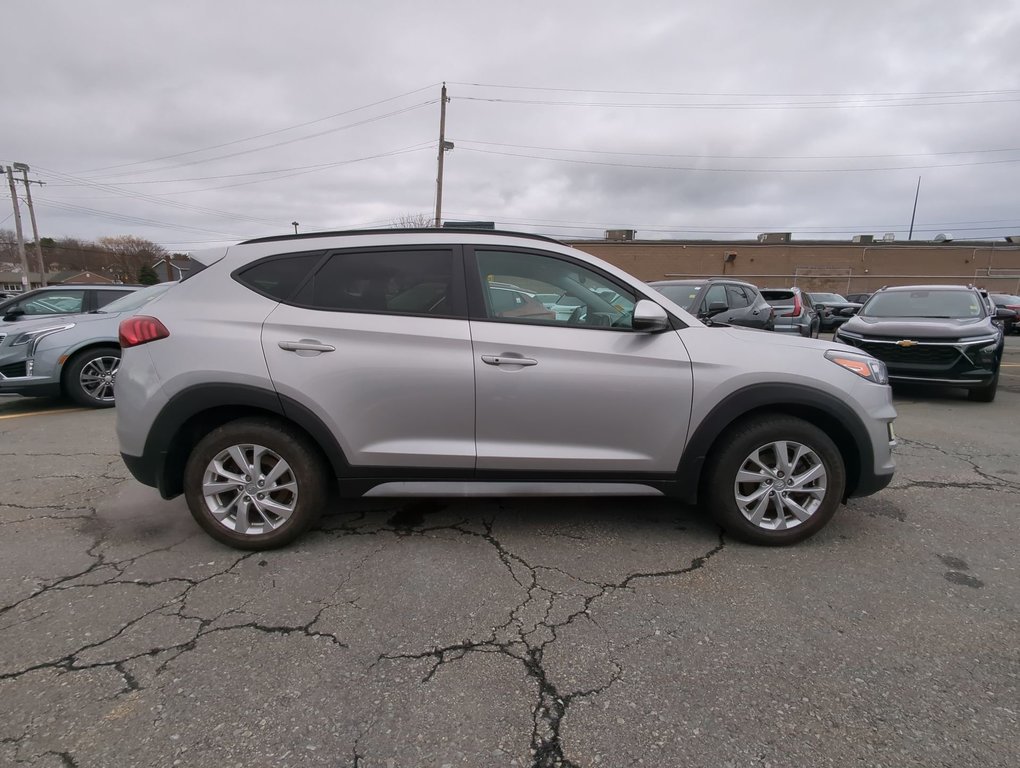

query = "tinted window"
[726,285,751,308]
[810,293,847,304]
[295,249,454,315]
[862,290,984,319]
[703,284,727,307]
[18,290,86,316]
[237,253,323,301]
[94,290,134,309]
[761,290,795,306]
[475,250,636,329]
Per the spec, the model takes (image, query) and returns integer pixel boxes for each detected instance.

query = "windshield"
[810,293,847,303]
[99,282,175,313]
[654,283,703,310]
[861,289,985,319]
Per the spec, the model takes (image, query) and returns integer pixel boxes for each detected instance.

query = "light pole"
[292,221,299,234]
[13,162,46,286]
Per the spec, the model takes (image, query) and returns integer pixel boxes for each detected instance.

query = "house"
[152,256,191,282]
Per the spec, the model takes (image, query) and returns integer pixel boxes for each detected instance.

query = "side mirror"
[632,299,669,332]
[996,307,1015,320]
[3,308,25,321]
[707,300,728,316]
[840,306,859,316]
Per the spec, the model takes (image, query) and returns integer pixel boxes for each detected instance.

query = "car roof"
[650,278,756,287]
[877,284,978,293]
[238,227,565,247]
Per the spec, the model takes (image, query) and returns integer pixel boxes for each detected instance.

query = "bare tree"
[98,235,168,283]
[391,212,434,228]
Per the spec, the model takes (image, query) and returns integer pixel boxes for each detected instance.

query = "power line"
[455,139,1020,161]
[34,198,244,238]
[441,210,1020,234]
[37,141,435,191]
[91,101,437,179]
[449,81,1020,99]
[77,83,442,175]
[457,145,1020,173]
[457,95,1020,110]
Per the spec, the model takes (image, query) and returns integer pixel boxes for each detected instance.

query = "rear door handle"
[278,339,336,353]
[481,354,538,367]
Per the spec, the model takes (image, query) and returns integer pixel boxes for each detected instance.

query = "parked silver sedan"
[0,283,175,407]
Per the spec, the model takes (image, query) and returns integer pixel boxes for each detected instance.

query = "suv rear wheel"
[704,415,846,545]
[183,417,329,550]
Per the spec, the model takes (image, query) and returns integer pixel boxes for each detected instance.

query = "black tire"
[62,345,120,408]
[703,415,846,546]
[183,417,330,550]
[967,371,998,403]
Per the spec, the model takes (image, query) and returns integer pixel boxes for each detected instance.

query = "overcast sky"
[2,0,1018,253]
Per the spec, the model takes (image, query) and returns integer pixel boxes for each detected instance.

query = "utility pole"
[13,163,47,286]
[434,83,453,228]
[907,176,921,240]
[4,166,32,291]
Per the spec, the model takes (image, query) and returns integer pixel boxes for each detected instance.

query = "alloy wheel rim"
[201,443,298,535]
[733,440,827,531]
[79,356,120,402]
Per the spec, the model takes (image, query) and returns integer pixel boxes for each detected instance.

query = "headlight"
[11,323,76,355]
[825,349,888,385]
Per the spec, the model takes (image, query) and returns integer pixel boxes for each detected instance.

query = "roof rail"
[239,228,566,246]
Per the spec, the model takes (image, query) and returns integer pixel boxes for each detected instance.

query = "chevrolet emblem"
[896,339,919,347]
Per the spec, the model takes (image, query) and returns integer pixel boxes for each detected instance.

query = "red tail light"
[119,315,170,348]
[781,293,802,317]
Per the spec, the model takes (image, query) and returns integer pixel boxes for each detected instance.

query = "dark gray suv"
[648,279,775,331]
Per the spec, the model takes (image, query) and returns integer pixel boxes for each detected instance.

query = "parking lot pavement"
[1,340,1018,767]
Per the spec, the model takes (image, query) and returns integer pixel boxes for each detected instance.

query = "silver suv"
[116,230,896,550]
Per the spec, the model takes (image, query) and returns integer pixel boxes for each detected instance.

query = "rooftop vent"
[757,232,792,243]
[882,232,896,242]
[1006,235,1020,244]
[933,233,954,243]
[605,229,636,241]
[852,234,874,244]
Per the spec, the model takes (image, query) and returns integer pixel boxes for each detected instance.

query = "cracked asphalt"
[1,338,1018,767]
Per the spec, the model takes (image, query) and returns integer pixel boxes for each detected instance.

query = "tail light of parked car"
[781,293,802,317]
[119,315,170,348]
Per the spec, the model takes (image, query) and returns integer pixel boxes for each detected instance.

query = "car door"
[260,246,477,470]
[467,247,693,474]
[724,284,757,327]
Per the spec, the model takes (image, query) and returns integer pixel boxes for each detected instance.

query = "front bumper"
[836,334,1001,388]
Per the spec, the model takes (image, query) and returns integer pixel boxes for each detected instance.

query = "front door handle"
[481,354,538,367]
[278,339,336,354]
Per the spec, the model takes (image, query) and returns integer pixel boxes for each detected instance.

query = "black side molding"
[675,383,877,505]
[138,383,350,499]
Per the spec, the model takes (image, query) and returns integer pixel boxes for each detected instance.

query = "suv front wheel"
[704,415,846,545]
[183,417,330,549]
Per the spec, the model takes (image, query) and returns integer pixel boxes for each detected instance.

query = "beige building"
[567,234,1020,296]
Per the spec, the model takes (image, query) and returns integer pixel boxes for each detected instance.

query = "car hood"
[841,315,995,338]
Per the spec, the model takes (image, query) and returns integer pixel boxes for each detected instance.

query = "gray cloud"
[2,0,1017,252]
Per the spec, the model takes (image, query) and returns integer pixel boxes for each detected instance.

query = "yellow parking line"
[0,408,90,421]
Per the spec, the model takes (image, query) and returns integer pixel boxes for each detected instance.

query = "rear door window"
[293,248,464,317]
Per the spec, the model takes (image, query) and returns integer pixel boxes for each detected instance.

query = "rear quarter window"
[234,252,324,301]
